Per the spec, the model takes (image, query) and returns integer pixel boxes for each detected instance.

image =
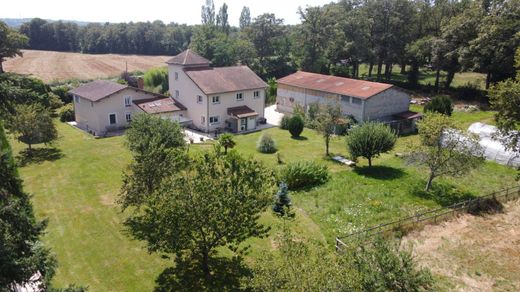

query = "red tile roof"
[185,66,267,95]
[277,71,394,99]
[227,105,258,118]
[69,80,127,102]
[166,49,210,66]
[134,97,186,114]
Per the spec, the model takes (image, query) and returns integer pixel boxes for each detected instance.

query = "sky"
[2,0,334,26]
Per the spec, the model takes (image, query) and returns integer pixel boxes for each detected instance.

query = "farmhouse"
[167,49,267,133]
[277,71,420,131]
[70,50,267,136]
[70,80,188,136]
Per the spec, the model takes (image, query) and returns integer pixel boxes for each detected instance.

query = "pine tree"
[272,182,293,217]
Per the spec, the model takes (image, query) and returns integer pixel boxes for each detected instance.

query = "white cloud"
[2,0,334,26]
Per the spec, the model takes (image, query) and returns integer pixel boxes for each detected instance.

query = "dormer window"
[236,93,243,101]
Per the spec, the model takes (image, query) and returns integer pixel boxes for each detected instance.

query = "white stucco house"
[167,49,267,133]
[277,71,420,133]
[70,49,267,136]
[69,80,188,136]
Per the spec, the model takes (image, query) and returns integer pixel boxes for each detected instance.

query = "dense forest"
[13,0,520,88]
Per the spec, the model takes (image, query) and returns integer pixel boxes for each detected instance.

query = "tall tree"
[120,150,276,279]
[489,49,520,153]
[239,6,251,30]
[216,3,230,35]
[201,0,216,26]
[0,21,28,73]
[0,121,56,289]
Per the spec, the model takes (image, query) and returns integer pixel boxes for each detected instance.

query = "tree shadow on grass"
[16,147,63,167]
[353,165,405,180]
[408,181,477,207]
[291,136,308,141]
[155,256,250,292]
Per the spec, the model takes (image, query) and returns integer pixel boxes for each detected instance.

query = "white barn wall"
[363,88,410,121]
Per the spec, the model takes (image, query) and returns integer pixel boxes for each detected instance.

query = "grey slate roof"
[185,66,267,95]
[68,80,127,102]
[166,49,210,66]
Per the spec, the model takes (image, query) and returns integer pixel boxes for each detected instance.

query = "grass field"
[357,64,487,90]
[9,108,518,290]
[3,50,171,83]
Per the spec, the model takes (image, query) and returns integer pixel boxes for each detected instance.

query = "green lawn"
[9,108,517,290]
[357,64,487,89]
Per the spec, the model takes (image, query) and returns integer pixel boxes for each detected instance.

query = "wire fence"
[335,185,520,252]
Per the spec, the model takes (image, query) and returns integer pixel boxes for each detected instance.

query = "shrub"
[52,85,72,103]
[256,133,277,153]
[424,95,453,116]
[143,67,169,94]
[58,104,75,122]
[288,115,304,138]
[346,122,396,167]
[281,161,329,190]
[280,115,290,130]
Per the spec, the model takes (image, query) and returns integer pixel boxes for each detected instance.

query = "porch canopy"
[227,105,258,119]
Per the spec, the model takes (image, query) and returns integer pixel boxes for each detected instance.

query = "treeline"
[19,18,193,55]
[15,0,520,89]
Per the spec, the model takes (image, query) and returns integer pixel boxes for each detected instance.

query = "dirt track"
[403,199,520,291]
[4,50,172,82]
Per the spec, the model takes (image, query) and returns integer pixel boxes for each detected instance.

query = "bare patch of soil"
[403,199,520,291]
[4,50,172,82]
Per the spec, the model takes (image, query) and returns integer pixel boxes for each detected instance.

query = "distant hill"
[1,18,91,27]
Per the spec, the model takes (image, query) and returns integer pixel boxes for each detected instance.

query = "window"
[124,96,132,107]
[236,93,243,101]
[197,95,203,104]
[209,116,220,125]
[175,72,179,80]
[175,90,179,98]
[351,97,362,105]
[109,113,117,125]
[212,96,220,104]
[74,95,80,104]
[253,91,260,99]
[201,116,206,124]
[90,101,94,107]
[341,95,350,103]
[125,112,132,123]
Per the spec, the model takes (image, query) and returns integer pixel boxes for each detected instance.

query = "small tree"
[121,150,276,279]
[9,104,58,152]
[272,182,293,217]
[406,113,483,191]
[288,115,304,138]
[424,95,453,116]
[346,122,396,167]
[256,133,277,153]
[218,133,236,154]
[316,104,342,155]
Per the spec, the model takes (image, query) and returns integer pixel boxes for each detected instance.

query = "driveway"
[264,104,284,126]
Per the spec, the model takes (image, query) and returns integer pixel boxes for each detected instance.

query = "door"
[240,118,247,131]
[247,117,256,130]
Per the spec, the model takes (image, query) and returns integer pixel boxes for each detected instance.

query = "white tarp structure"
[467,122,520,168]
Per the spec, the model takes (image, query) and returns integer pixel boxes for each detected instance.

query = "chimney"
[137,77,144,89]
